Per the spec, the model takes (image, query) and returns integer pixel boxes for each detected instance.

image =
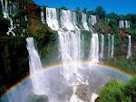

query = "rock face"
[95,97,99,102]
[28,3,40,31]
[29,95,48,102]
[119,28,130,39]
[75,84,91,102]
[119,28,130,55]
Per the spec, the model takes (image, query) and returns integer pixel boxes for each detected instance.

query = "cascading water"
[111,35,114,58]
[46,9,85,97]
[81,13,89,30]
[58,30,81,63]
[25,15,28,21]
[125,20,130,28]
[89,33,99,62]
[119,20,130,28]
[58,30,82,81]
[100,34,104,59]
[1,0,9,19]
[10,3,19,17]
[46,7,59,30]
[127,35,132,59]
[45,7,99,102]
[72,12,80,30]
[0,0,15,36]
[88,15,96,32]
[119,20,124,28]
[58,9,87,102]
[90,15,97,26]
[26,37,46,95]
[108,33,111,58]
[41,7,45,24]
[107,34,114,58]
[60,10,75,30]
[58,10,99,100]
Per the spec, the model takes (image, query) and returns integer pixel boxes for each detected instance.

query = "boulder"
[29,95,48,102]
[75,84,91,102]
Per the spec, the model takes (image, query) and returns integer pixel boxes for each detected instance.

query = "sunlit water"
[127,35,132,59]
[0,7,131,102]
[0,0,15,36]
[0,63,130,102]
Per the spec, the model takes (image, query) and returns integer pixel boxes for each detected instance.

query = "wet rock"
[95,97,99,102]
[75,84,91,102]
[90,93,99,102]
[29,95,48,102]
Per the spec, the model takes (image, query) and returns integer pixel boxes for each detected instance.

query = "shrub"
[99,80,125,102]
[99,77,136,102]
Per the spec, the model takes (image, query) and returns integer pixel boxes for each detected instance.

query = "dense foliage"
[106,56,136,74]
[99,77,136,102]
[0,17,10,35]
[0,36,29,96]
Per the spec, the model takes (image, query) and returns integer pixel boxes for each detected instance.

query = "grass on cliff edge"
[105,56,136,75]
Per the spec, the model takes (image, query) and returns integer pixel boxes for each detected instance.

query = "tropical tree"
[94,6,106,19]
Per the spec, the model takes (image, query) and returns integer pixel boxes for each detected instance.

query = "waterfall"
[1,0,9,19]
[46,7,99,101]
[111,35,114,58]
[0,0,15,36]
[41,7,45,24]
[108,34,111,58]
[100,34,104,59]
[91,15,97,26]
[89,33,99,62]
[108,34,114,58]
[46,8,83,83]
[88,17,92,27]
[127,35,132,59]
[108,34,115,58]
[26,37,46,95]
[25,15,28,21]
[72,12,80,30]
[46,7,59,30]
[58,30,82,81]
[58,30,81,63]
[119,20,124,28]
[119,20,130,28]
[59,9,87,102]
[88,15,97,32]
[125,20,130,28]
[88,15,97,26]
[10,3,19,17]
[60,10,75,30]
[81,13,89,30]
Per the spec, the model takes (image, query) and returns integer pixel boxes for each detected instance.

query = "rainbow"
[0,61,132,98]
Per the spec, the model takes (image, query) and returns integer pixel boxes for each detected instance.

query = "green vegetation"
[95,6,106,19]
[0,0,136,98]
[0,36,29,96]
[28,19,58,57]
[105,57,136,74]
[99,77,136,102]
[99,80,126,102]
[0,3,10,35]
[0,17,10,35]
